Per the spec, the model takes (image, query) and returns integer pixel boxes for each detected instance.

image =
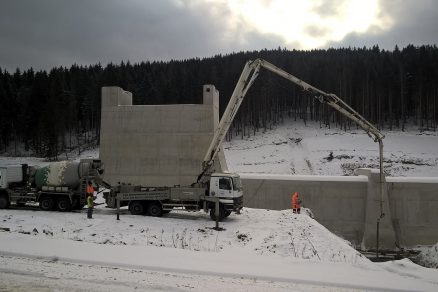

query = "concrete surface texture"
[99,86,227,187]
[241,171,438,250]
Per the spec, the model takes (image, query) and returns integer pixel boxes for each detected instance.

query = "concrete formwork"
[100,86,227,187]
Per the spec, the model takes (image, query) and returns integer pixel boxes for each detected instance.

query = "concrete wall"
[241,172,438,249]
[100,86,227,187]
[387,177,438,247]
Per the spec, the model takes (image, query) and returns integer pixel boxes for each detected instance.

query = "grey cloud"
[1,0,437,72]
[0,0,239,71]
[328,0,438,49]
[312,0,346,18]
[304,25,331,38]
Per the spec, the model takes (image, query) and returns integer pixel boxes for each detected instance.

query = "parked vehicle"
[0,159,104,211]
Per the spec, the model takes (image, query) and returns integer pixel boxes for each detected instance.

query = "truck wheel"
[224,210,232,218]
[129,201,144,215]
[71,198,80,210]
[209,205,226,221]
[39,197,55,211]
[57,198,72,212]
[147,202,163,217]
[0,194,10,209]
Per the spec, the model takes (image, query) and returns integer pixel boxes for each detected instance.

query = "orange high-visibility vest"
[292,192,301,209]
[86,184,94,195]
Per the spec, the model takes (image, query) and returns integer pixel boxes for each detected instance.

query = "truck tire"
[57,198,72,212]
[209,205,226,222]
[39,197,55,211]
[0,194,10,209]
[129,201,145,215]
[224,210,232,218]
[147,202,163,217]
[71,198,80,210]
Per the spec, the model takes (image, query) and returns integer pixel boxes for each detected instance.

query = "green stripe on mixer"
[35,166,49,188]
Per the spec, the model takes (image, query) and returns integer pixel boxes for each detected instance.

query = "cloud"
[329,0,438,49]
[0,0,436,72]
[0,0,231,71]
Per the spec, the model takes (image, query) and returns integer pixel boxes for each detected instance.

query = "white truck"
[104,172,243,221]
[0,159,104,211]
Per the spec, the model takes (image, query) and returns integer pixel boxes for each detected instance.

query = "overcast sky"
[0,0,437,72]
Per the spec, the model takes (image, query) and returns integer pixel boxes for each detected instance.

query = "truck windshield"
[232,177,242,191]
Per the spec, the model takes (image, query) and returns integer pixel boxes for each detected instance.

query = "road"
[0,254,352,292]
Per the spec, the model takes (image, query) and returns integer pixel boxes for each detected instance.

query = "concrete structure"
[99,86,437,250]
[241,172,438,249]
[100,86,227,187]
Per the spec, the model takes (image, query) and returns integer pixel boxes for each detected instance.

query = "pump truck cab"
[0,159,104,211]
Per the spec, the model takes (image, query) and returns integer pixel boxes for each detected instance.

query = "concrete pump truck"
[104,58,385,221]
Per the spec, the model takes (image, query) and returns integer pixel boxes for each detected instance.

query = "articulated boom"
[198,59,385,191]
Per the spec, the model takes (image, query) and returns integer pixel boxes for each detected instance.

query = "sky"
[0,0,437,72]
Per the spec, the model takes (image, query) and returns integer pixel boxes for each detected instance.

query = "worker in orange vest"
[86,180,95,219]
[292,192,301,214]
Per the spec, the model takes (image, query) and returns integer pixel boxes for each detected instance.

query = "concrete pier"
[99,86,227,187]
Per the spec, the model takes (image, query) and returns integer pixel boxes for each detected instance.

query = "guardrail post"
[116,195,120,220]
[215,198,219,229]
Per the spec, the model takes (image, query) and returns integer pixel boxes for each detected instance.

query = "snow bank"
[0,207,370,267]
[414,243,438,268]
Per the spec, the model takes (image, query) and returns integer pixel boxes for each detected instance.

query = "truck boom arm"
[197,58,385,183]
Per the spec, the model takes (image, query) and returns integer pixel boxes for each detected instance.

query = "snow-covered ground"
[1,120,438,290]
[223,120,438,177]
[415,243,438,269]
[1,207,438,291]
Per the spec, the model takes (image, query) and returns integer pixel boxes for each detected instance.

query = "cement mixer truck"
[0,159,104,211]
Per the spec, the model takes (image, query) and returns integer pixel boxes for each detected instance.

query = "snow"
[1,120,438,290]
[240,173,368,181]
[1,207,438,291]
[414,243,438,269]
[223,120,438,177]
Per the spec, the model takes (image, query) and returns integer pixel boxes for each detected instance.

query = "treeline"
[1,45,438,158]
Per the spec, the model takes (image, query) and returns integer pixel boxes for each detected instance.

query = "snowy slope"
[223,120,438,177]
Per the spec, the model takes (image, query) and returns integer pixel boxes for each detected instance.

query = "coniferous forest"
[1,45,438,159]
